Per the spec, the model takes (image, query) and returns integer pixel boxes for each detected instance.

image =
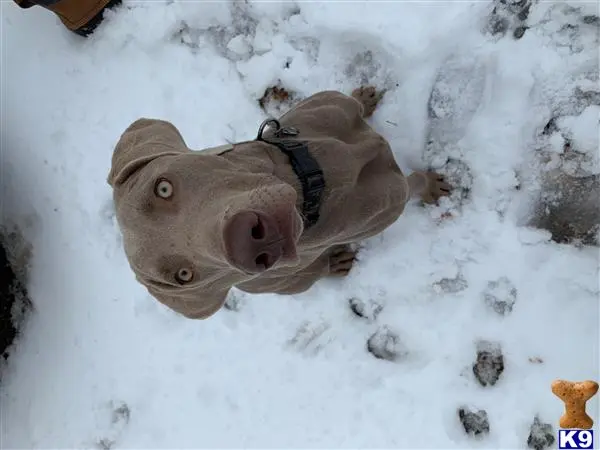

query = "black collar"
[255,119,325,229]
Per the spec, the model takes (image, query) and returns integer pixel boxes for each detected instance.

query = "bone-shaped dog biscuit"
[551,379,599,429]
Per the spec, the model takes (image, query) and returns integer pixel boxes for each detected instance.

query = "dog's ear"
[107,118,189,188]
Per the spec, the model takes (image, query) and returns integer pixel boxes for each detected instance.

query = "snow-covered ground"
[1,0,599,448]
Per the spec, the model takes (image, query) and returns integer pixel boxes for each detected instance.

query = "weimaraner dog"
[107,87,451,319]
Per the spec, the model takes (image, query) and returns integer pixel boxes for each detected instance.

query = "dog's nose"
[224,211,283,273]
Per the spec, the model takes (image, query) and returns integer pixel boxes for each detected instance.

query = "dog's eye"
[175,268,193,284]
[154,179,174,199]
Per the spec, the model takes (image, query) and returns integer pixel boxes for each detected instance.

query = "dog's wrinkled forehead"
[109,118,241,220]
[113,156,231,280]
[108,119,238,271]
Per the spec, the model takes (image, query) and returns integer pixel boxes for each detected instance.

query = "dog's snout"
[224,211,283,273]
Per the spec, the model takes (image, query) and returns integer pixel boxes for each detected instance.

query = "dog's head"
[107,118,303,319]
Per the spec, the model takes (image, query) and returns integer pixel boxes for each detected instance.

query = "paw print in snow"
[286,321,334,356]
[433,272,468,294]
[344,50,381,86]
[472,340,504,387]
[348,296,383,321]
[483,277,517,315]
[258,83,297,117]
[527,416,555,450]
[535,3,598,53]
[458,406,490,436]
[94,401,130,450]
[530,172,600,246]
[367,326,408,362]
[485,0,532,40]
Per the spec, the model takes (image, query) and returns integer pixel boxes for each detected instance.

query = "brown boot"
[12,0,122,37]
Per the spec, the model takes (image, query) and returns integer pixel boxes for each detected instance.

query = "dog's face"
[108,119,303,318]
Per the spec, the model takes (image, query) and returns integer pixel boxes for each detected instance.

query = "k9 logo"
[558,429,594,449]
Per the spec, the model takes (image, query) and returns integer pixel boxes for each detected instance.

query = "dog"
[107,87,451,319]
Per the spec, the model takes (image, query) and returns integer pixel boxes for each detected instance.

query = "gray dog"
[107,87,451,319]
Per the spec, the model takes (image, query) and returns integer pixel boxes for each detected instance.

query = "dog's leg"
[328,245,358,277]
[351,86,386,118]
[407,171,452,204]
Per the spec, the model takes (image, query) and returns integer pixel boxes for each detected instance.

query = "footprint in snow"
[458,406,490,437]
[527,416,556,450]
[423,53,485,211]
[482,277,517,315]
[344,50,383,87]
[366,326,409,362]
[432,272,469,294]
[484,0,533,40]
[93,400,130,450]
[535,4,599,54]
[472,340,505,387]
[258,82,299,117]
[286,320,334,357]
[529,172,600,247]
[348,296,383,321]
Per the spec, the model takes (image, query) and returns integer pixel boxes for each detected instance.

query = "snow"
[558,105,600,154]
[1,0,599,448]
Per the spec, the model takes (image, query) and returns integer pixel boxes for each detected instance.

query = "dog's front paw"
[422,172,452,205]
[351,86,386,118]
[328,246,357,277]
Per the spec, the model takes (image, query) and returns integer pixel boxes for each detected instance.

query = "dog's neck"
[220,139,326,230]
[259,137,325,229]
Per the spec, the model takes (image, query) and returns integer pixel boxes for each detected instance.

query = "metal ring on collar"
[256,119,281,141]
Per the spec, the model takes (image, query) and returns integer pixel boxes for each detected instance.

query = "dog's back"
[236,91,410,294]
[259,91,408,248]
